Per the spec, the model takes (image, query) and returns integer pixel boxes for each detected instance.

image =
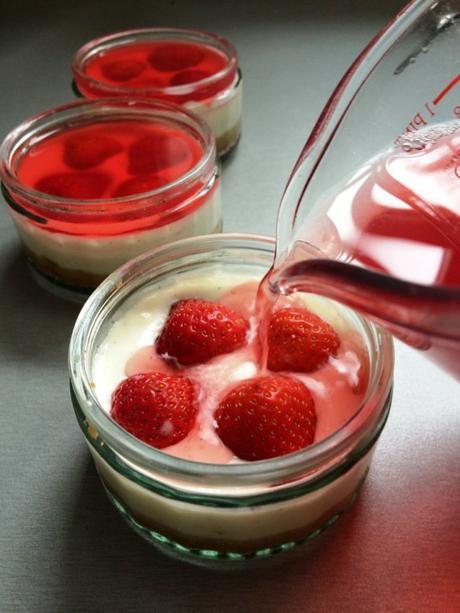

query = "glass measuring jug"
[269,0,460,379]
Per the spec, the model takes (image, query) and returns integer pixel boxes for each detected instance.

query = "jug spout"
[271,258,460,380]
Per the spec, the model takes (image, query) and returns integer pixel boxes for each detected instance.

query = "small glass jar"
[0,98,221,301]
[69,234,394,566]
[71,28,242,157]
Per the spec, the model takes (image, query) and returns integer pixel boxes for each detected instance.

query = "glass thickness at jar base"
[102,465,368,568]
[74,379,391,566]
[69,234,394,565]
[93,440,376,566]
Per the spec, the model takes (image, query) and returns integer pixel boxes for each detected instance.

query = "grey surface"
[1,1,459,612]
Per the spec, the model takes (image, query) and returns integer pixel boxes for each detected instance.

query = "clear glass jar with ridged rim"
[0,98,220,301]
[69,233,394,567]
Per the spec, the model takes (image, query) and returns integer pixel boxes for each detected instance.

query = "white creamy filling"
[11,187,221,275]
[91,445,374,545]
[185,78,242,140]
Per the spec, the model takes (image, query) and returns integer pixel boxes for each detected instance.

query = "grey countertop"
[1,1,459,611]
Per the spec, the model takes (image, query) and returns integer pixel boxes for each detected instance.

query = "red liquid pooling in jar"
[110,280,370,463]
[81,41,235,102]
[15,119,204,235]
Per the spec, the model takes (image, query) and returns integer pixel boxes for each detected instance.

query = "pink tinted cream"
[93,274,368,464]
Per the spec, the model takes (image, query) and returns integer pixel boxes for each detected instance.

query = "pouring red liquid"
[263,125,460,380]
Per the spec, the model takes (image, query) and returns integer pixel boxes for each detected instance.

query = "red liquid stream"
[262,127,460,380]
[78,40,235,102]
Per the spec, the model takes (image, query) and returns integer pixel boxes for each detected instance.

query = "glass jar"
[69,234,394,566]
[0,98,220,301]
[71,28,242,157]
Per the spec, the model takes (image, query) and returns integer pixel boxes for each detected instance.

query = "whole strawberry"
[156,299,249,366]
[64,134,122,170]
[112,174,163,198]
[148,44,204,72]
[215,375,316,461]
[101,59,145,82]
[35,172,110,199]
[267,307,340,373]
[111,372,197,449]
[128,133,190,174]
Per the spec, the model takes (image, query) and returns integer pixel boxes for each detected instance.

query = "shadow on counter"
[0,246,81,363]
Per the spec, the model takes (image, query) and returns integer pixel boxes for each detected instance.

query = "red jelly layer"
[13,119,210,236]
[79,41,236,102]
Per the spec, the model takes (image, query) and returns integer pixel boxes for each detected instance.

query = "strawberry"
[156,299,249,366]
[170,69,210,87]
[101,59,145,82]
[215,375,316,461]
[128,133,191,175]
[63,134,122,170]
[111,372,197,449]
[34,172,110,199]
[267,308,340,373]
[112,174,164,198]
[148,43,204,72]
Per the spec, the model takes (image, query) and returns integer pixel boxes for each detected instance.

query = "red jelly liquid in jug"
[271,125,460,379]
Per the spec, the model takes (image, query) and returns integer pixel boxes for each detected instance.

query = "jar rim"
[0,97,216,212]
[69,233,394,483]
[71,27,239,98]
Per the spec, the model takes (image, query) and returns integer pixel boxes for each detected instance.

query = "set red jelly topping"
[18,120,203,201]
[79,40,236,102]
